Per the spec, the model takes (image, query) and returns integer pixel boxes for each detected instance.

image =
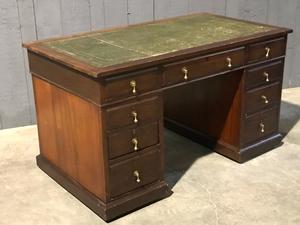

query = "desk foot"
[238,133,283,163]
[36,155,171,222]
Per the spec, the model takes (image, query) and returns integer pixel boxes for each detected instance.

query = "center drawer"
[163,47,245,86]
[105,95,161,130]
[107,122,159,159]
[109,148,162,198]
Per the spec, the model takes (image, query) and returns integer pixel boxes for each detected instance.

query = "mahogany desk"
[24,13,292,221]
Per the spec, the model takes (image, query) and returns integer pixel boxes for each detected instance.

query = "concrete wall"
[1,0,299,129]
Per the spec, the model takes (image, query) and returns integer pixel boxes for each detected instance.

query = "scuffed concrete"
[0,87,300,225]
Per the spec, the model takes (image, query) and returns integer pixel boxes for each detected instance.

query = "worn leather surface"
[43,14,274,67]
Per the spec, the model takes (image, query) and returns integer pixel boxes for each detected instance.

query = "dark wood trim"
[23,13,292,79]
[36,155,171,222]
[27,46,100,78]
[213,13,292,34]
[26,31,289,79]
[28,52,102,106]
[22,12,291,48]
[239,133,283,162]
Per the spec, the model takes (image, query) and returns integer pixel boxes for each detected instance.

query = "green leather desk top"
[26,13,288,78]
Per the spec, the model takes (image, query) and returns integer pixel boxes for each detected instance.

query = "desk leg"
[33,77,171,221]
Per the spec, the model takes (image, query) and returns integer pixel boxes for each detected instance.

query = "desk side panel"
[32,77,107,201]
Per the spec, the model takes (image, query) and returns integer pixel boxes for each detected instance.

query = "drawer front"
[105,96,161,130]
[245,60,284,90]
[248,38,286,64]
[107,122,159,159]
[109,149,162,198]
[103,69,160,102]
[242,107,279,145]
[245,82,282,116]
[163,47,245,86]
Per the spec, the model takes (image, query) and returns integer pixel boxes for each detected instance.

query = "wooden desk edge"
[23,13,293,80]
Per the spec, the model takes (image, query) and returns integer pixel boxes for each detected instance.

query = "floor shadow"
[163,100,300,189]
[164,129,212,189]
[279,100,300,138]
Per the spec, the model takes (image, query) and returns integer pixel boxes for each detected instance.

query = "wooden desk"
[24,13,292,221]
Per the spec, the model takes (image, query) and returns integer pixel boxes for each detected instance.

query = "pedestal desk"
[24,13,292,221]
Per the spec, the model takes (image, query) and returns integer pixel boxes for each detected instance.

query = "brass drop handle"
[132,138,138,151]
[133,170,141,183]
[261,95,269,104]
[260,122,265,133]
[263,72,270,82]
[265,47,271,58]
[226,57,232,68]
[182,67,188,80]
[131,111,138,123]
[130,80,137,94]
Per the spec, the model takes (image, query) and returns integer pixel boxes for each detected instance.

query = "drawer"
[245,60,284,90]
[107,122,159,159]
[109,148,162,198]
[248,38,286,64]
[163,47,245,86]
[245,82,282,116]
[103,68,160,102]
[242,107,279,146]
[105,96,161,130]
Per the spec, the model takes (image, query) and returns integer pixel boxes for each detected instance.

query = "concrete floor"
[1,88,300,225]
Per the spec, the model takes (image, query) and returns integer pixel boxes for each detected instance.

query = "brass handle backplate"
[133,170,141,183]
[260,122,265,133]
[130,80,137,94]
[261,95,269,104]
[263,72,270,82]
[265,47,271,58]
[131,111,138,123]
[182,67,188,80]
[226,57,232,68]
[132,138,138,151]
